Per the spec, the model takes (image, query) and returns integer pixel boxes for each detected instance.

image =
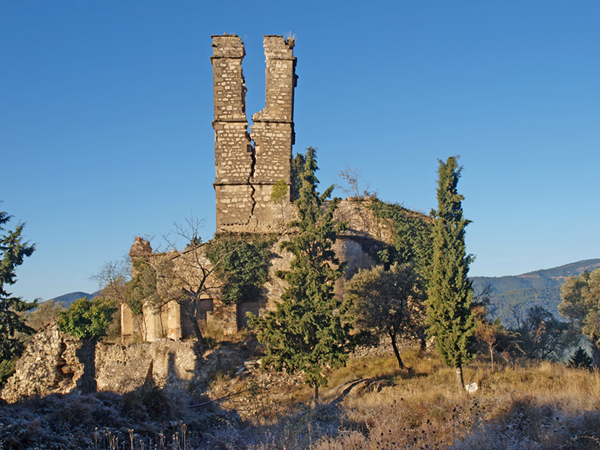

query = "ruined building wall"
[249,36,296,227]
[122,237,185,344]
[211,35,255,230]
[1,323,225,403]
[122,237,240,343]
[211,34,296,232]
[121,37,390,341]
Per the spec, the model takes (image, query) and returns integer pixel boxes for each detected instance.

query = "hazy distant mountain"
[470,259,600,326]
[48,291,101,307]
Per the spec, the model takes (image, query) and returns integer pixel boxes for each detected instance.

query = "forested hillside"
[48,291,100,307]
[470,259,600,326]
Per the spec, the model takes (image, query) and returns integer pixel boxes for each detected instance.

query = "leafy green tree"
[425,157,476,390]
[0,210,36,385]
[56,296,116,393]
[249,147,356,401]
[57,297,117,340]
[271,178,289,223]
[558,268,600,366]
[344,263,426,369]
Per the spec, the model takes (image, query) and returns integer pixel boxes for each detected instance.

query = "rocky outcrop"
[0,323,89,403]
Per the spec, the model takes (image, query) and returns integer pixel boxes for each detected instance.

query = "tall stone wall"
[211,34,296,232]
[211,35,255,229]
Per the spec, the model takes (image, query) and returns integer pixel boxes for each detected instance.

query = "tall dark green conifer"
[249,147,355,400]
[0,210,36,384]
[425,157,476,390]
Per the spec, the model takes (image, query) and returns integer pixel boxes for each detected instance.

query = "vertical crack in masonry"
[241,59,256,228]
[212,35,294,232]
[246,140,257,226]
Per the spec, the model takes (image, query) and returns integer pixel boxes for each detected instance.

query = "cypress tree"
[0,211,36,385]
[425,156,476,390]
[249,147,355,401]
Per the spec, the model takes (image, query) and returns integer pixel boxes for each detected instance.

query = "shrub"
[57,297,116,340]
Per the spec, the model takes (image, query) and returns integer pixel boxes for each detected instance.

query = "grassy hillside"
[2,350,600,449]
[470,259,600,326]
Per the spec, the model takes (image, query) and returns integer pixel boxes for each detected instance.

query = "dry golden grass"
[188,350,600,449]
[309,353,600,450]
[5,346,600,449]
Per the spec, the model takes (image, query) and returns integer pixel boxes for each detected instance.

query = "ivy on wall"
[205,233,277,305]
[368,199,433,274]
[128,259,158,315]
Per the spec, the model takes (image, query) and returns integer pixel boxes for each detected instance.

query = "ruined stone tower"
[211,34,296,231]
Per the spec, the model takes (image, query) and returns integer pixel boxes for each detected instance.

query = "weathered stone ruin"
[0,322,236,402]
[0,34,429,404]
[119,35,400,342]
[212,34,296,232]
[121,236,241,342]
[121,199,395,342]
[1,323,93,403]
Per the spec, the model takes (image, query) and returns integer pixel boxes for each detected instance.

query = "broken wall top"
[263,35,295,59]
[211,35,245,59]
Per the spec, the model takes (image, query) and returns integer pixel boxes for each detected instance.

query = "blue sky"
[1,1,599,301]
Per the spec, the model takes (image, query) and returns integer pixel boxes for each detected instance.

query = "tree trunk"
[456,364,465,391]
[489,345,494,371]
[190,318,205,354]
[182,300,205,354]
[314,384,319,402]
[389,330,405,369]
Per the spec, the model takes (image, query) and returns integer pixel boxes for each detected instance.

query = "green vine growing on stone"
[368,199,433,275]
[205,233,276,306]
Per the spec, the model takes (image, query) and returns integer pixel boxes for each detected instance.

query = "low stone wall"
[95,339,199,394]
[1,324,205,403]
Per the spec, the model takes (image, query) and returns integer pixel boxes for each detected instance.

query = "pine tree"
[290,151,306,201]
[0,210,36,384]
[249,148,355,401]
[568,346,594,371]
[425,157,476,390]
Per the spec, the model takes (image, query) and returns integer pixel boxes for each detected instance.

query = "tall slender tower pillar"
[211,35,254,229]
[250,36,297,224]
[211,34,296,232]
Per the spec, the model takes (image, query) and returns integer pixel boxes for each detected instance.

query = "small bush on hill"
[57,297,116,341]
